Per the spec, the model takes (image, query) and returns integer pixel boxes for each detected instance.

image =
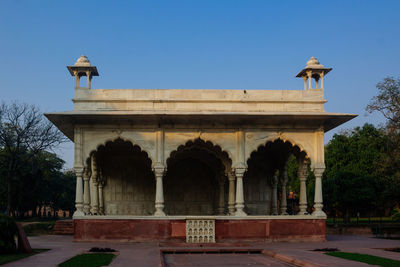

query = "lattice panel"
[186,219,215,243]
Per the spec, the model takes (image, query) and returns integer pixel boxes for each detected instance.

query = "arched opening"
[87,138,155,215]
[164,139,232,215]
[245,139,307,215]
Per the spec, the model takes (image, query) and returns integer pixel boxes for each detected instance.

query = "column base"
[83,206,90,215]
[217,209,225,215]
[234,210,247,216]
[73,210,85,218]
[297,211,309,215]
[154,210,166,216]
[228,205,235,215]
[312,210,326,217]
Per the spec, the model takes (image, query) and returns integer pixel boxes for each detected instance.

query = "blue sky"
[1,0,399,169]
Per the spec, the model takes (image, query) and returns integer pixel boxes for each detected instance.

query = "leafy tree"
[323,124,388,220]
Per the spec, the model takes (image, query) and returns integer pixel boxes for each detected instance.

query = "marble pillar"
[98,183,104,215]
[227,171,236,215]
[234,167,247,216]
[234,130,247,216]
[217,172,226,215]
[154,164,166,216]
[312,167,326,217]
[83,167,91,214]
[271,170,278,215]
[154,129,166,216]
[73,167,85,217]
[89,154,99,215]
[298,159,308,215]
[280,161,289,215]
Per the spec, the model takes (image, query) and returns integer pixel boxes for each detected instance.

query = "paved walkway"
[3,235,400,267]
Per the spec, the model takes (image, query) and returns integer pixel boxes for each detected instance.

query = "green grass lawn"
[325,252,400,267]
[0,249,49,265]
[58,253,116,267]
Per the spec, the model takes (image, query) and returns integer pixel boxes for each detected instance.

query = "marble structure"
[46,55,356,242]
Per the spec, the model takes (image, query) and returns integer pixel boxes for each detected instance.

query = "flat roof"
[45,111,357,141]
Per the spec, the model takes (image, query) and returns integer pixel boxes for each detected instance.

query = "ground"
[3,235,400,266]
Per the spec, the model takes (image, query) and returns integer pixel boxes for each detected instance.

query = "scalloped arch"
[166,138,233,171]
[245,136,310,164]
[84,136,155,167]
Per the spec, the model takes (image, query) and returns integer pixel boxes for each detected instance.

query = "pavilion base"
[73,217,326,242]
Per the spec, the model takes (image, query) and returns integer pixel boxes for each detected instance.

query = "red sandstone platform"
[74,218,326,242]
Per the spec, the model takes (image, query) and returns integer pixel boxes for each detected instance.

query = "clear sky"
[1,0,399,169]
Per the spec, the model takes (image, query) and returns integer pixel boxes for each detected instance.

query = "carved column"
[83,167,91,214]
[271,170,278,215]
[298,159,308,215]
[280,160,289,215]
[227,171,236,215]
[312,167,326,217]
[154,129,166,216]
[98,183,104,215]
[98,169,105,215]
[154,164,166,216]
[86,70,91,89]
[320,72,324,89]
[217,172,226,215]
[74,71,79,88]
[73,167,85,217]
[89,153,99,215]
[234,130,247,216]
[234,167,247,216]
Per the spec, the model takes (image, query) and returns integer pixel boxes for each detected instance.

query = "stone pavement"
[3,235,400,267]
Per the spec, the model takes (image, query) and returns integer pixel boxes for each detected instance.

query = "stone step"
[53,220,74,235]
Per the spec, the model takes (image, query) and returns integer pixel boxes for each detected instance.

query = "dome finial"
[306,56,324,69]
[75,55,91,67]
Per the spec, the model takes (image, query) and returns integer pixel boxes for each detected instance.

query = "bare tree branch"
[0,101,68,213]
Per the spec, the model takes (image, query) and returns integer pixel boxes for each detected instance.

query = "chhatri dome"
[74,55,91,66]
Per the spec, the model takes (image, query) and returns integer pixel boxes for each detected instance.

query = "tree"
[367,77,400,132]
[323,124,389,219]
[0,102,67,214]
[367,77,400,207]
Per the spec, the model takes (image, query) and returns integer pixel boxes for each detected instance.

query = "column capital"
[153,162,166,177]
[83,167,90,181]
[313,167,325,178]
[234,164,247,176]
[226,170,235,181]
[272,170,279,186]
[298,163,308,182]
[74,166,84,177]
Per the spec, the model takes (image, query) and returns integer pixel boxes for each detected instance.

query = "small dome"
[306,56,324,69]
[74,55,91,66]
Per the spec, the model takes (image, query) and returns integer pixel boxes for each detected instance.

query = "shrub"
[0,215,18,254]
[392,207,400,222]
[23,222,54,236]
